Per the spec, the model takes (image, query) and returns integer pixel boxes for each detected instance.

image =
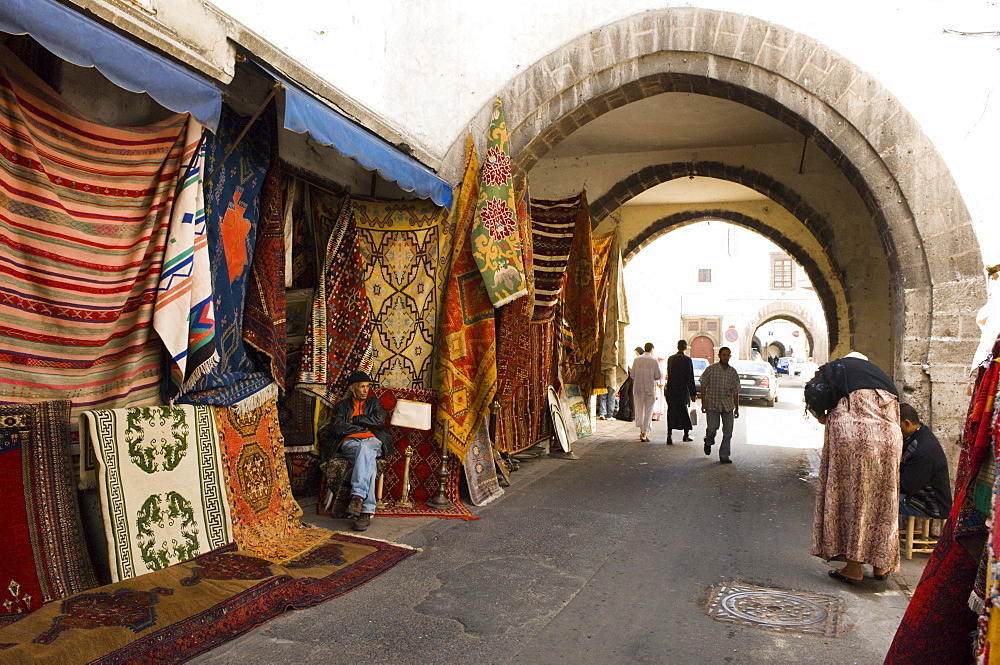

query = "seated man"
[318,370,393,531]
[898,403,952,519]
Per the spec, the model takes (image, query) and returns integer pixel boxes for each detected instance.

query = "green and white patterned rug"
[81,405,232,582]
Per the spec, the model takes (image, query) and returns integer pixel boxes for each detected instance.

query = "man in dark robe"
[665,340,697,445]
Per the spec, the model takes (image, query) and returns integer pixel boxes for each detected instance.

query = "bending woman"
[809,351,902,584]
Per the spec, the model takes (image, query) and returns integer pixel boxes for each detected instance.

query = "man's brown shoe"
[353,513,371,531]
[346,495,363,518]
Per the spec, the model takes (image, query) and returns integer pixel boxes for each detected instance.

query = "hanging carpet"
[562,192,599,362]
[470,98,528,307]
[495,182,535,454]
[529,194,583,321]
[885,339,1000,664]
[176,104,276,413]
[526,319,557,447]
[600,236,630,393]
[153,124,218,402]
[435,136,498,458]
[212,398,329,564]
[0,44,194,416]
[352,197,452,389]
[80,405,233,583]
[0,533,416,664]
[587,231,616,394]
[242,154,287,391]
[0,401,96,623]
[296,192,374,405]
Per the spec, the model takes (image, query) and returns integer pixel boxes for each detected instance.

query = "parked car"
[774,356,793,375]
[731,360,779,407]
[692,357,709,392]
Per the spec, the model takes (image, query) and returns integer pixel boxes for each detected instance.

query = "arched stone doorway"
[741,302,829,364]
[689,335,715,362]
[443,7,984,446]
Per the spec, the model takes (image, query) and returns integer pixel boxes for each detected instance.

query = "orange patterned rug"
[212,399,328,563]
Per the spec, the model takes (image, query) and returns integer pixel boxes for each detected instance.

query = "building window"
[771,254,794,289]
[698,269,712,283]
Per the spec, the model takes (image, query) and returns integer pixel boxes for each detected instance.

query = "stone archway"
[741,302,829,364]
[442,7,983,443]
[618,205,846,353]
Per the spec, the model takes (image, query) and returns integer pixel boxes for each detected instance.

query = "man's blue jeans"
[705,410,735,459]
[596,389,611,418]
[340,436,381,515]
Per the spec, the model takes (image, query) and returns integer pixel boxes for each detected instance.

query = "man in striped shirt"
[699,346,741,464]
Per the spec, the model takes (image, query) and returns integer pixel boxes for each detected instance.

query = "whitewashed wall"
[205,1,1000,260]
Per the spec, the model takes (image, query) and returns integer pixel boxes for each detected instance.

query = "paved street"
[197,381,924,664]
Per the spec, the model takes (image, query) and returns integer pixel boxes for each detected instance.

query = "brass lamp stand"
[397,445,415,507]
[428,420,453,509]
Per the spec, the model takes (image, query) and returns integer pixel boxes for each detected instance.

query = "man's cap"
[347,370,373,385]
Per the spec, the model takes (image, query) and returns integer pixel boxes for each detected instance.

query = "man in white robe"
[631,342,662,442]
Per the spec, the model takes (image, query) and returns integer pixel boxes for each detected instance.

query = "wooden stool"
[900,516,939,559]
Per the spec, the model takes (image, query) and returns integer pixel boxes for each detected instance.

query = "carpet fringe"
[231,382,279,416]
[181,351,220,393]
[333,531,423,551]
[970,591,986,615]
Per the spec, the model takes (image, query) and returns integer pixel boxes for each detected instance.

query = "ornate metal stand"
[428,420,453,509]
[397,445,414,507]
[375,473,386,510]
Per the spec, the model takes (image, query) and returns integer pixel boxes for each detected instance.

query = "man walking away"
[898,403,952,519]
[700,346,740,463]
[666,339,697,445]
[631,342,661,442]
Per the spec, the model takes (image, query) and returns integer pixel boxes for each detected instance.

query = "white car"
[692,357,709,392]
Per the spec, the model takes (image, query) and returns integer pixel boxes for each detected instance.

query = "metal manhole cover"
[705,582,845,637]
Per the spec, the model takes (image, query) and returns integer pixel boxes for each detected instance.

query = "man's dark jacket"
[900,425,952,519]
[318,395,394,462]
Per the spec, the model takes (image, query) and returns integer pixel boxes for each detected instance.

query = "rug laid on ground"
[153,124,218,402]
[0,401,97,621]
[435,137,497,458]
[0,533,417,664]
[529,194,581,321]
[353,197,452,389]
[242,150,287,391]
[470,98,528,307]
[296,192,375,405]
[315,387,474,520]
[213,399,328,563]
[177,104,275,413]
[495,183,536,454]
[81,406,232,583]
[0,45,193,416]
[464,416,503,507]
